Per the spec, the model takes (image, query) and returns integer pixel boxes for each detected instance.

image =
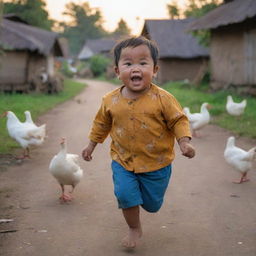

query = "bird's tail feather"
[27,124,46,139]
[244,147,256,161]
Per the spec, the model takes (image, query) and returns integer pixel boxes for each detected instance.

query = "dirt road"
[0,79,255,256]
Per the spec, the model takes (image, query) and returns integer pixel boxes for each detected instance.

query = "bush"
[89,54,110,77]
[60,60,75,78]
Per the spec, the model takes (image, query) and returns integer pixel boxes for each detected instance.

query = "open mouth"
[131,75,142,82]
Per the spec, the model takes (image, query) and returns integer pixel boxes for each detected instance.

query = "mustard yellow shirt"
[89,83,191,173]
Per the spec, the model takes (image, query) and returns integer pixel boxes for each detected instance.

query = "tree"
[0,1,4,59]
[113,19,131,37]
[60,2,107,55]
[167,1,180,19]
[183,0,223,46]
[3,0,53,30]
[184,0,221,18]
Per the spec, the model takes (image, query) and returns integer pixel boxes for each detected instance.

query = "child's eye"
[141,62,147,65]
[124,62,131,66]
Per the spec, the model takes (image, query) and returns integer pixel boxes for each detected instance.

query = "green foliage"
[163,81,256,138]
[184,0,222,46]
[166,0,222,46]
[0,2,4,58]
[60,61,75,78]
[113,18,131,37]
[167,1,180,19]
[0,79,86,153]
[184,0,221,17]
[59,2,108,55]
[89,54,110,77]
[3,0,53,30]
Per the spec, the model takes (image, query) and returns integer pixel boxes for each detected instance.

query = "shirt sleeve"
[89,97,112,143]
[160,92,192,140]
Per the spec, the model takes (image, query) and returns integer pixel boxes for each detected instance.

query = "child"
[82,36,195,249]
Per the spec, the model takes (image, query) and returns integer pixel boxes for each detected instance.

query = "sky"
[45,0,187,35]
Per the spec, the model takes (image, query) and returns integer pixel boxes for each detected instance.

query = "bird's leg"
[67,185,75,200]
[23,148,31,158]
[241,172,250,183]
[15,148,30,159]
[69,185,75,194]
[233,176,243,184]
[233,172,250,184]
[59,184,72,202]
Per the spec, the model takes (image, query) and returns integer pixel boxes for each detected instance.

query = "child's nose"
[131,64,140,71]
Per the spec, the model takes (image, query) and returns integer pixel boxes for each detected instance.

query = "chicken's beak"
[60,137,66,145]
[207,104,212,109]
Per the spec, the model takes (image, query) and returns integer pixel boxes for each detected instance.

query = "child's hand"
[82,147,93,161]
[178,137,195,159]
[81,141,97,161]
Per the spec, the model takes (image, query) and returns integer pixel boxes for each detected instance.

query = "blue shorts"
[111,161,172,213]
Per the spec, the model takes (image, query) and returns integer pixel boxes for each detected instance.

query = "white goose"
[3,111,46,158]
[224,136,256,184]
[24,110,46,141]
[226,95,247,116]
[49,138,83,202]
[183,102,210,137]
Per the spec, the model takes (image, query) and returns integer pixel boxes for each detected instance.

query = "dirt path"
[0,79,255,256]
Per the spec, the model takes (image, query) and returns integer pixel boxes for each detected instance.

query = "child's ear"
[153,65,159,78]
[114,66,120,78]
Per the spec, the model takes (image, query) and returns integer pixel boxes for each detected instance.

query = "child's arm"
[82,140,98,161]
[178,137,195,159]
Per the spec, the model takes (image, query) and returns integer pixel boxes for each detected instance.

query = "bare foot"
[122,226,142,249]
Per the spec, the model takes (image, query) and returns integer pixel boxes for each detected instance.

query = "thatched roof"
[188,0,256,31]
[3,14,28,24]
[0,18,63,56]
[78,38,116,60]
[141,19,209,59]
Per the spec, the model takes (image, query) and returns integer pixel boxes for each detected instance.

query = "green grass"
[163,81,256,138]
[96,75,122,85]
[0,79,86,153]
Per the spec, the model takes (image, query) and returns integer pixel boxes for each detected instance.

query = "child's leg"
[139,165,172,212]
[122,206,142,248]
[111,161,143,248]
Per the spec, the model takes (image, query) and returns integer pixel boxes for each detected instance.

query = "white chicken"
[3,111,46,158]
[49,138,83,202]
[226,95,247,116]
[24,110,46,140]
[224,136,256,184]
[183,102,210,137]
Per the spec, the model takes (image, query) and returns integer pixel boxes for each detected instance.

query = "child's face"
[115,45,158,94]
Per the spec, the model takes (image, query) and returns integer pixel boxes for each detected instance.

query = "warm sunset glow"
[44,0,188,35]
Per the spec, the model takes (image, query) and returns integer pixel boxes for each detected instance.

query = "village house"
[77,38,117,61]
[188,0,256,95]
[141,18,209,84]
[0,15,65,93]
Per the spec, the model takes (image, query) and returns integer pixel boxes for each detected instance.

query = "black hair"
[113,36,159,67]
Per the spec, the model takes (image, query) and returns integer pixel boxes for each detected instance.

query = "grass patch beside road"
[0,79,86,153]
[164,81,256,138]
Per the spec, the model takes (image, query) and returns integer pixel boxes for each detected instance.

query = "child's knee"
[141,201,163,213]
[115,188,142,208]
[115,189,129,205]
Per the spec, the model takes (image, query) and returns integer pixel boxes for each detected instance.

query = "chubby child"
[82,36,195,249]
